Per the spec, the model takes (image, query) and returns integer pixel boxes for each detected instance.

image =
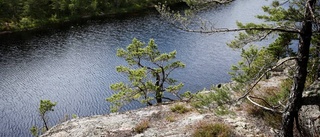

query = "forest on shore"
[0,0,182,33]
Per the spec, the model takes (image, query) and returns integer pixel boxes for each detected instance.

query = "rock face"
[299,80,320,137]
[41,103,201,137]
[41,101,274,137]
[299,105,320,137]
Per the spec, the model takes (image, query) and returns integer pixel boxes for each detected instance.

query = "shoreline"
[0,0,234,37]
[0,2,187,36]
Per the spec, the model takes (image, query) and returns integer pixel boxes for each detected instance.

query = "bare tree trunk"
[282,1,315,136]
[41,115,49,131]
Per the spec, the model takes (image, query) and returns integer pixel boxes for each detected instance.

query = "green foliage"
[49,14,59,23]
[30,126,38,137]
[192,122,233,137]
[229,45,276,90]
[161,0,318,135]
[191,85,231,114]
[107,38,185,112]
[266,79,292,106]
[244,79,292,128]
[19,17,36,29]
[214,106,233,116]
[170,103,190,114]
[244,102,282,128]
[227,1,301,80]
[0,0,182,32]
[256,0,303,22]
[306,41,320,85]
[165,115,176,122]
[228,1,320,132]
[227,0,308,91]
[31,100,56,136]
[39,99,56,132]
[227,22,270,49]
[72,114,78,119]
[229,45,259,84]
[183,0,197,6]
[181,91,193,99]
[267,33,297,59]
[39,100,57,116]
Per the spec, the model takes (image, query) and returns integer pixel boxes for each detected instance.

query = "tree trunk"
[155,74,162,104]
[155,89,162,104]
[41,115,49,131]
[282,1,315,136]
[316,43,320,79]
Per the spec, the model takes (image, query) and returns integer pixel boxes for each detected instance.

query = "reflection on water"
[0,0,271,136]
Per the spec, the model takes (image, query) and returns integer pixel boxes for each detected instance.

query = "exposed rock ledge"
[41,101,275,137]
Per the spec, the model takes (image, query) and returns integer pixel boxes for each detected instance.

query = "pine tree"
[107,38,185,112]
[158,0,320,136]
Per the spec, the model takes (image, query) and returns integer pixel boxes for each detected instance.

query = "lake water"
[0,0,271,136]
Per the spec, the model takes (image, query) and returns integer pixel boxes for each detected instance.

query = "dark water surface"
[0,0,271,136]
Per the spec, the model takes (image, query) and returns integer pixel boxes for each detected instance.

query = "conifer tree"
[107,38,185,112]
[158,0,320,136]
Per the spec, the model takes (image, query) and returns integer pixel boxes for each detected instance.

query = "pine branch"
[174,25,300,34]
[237,57,298,101]
[194,26,299,33]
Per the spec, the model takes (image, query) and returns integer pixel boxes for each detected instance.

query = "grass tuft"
[134,120,149,133]
[170,103,190,114]
[244,79,292,128]
[165,115,176,122]
[192,122,233,137]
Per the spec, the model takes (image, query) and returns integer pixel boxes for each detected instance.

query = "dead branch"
[307,1,320,31]
[237,57,298,101]
[249,95,275,108]
[279,100,287,108]
[175,25,300,34]
[246,95,283,113]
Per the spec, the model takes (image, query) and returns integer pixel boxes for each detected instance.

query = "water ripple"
[0,0,272,136]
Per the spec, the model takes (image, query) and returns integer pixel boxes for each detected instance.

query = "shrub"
[214,106,233,116]
[165,115,176,122]
[243,103,282,128]
[170,104,190,114]
[193,122,233,137]
[19,17,35,29]
[244,79,292,128]
[191,85,232,114]
[265,79,291,106]
[134,120,149,133]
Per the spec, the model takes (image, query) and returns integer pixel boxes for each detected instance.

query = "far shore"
[0,0,235,36]
[0,2,188,36]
